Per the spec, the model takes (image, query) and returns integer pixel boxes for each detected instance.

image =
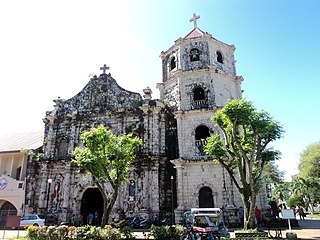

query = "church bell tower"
[157,14,244,214]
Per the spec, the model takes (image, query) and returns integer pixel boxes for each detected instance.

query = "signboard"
[0,177,8,190]
[281,209,295,219]
[5,215,21,228]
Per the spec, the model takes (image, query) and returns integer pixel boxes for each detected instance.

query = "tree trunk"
[101,186,119,227]
[101,197,109,227]
[242,189,257,230]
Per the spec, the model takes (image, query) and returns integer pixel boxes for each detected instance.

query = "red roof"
[184,27,205,39]
[0,132,43,153]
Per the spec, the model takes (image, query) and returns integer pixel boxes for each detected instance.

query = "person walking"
[70,214,76,226]
[269,198,279,218]
[88,212,94,225]
[297,206,305,220]
[94,212,100,226]
[79,213,84,226]
[239,206,244,228]
[255,206,262,228]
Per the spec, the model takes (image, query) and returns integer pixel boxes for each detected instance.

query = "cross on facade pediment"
[100,64,110,74]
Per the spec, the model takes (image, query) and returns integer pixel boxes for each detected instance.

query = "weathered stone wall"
[207,40,236,76]
[175,111,218,159]
[172,160,242,209]
[180,41,210,72]
[26,155,170,223]
[26,73,179,223]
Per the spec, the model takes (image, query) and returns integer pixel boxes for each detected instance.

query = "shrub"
[26,226,38,240]
[121,226,135,240]
[150,225,182,240]
[26,224,123,240]
[47,226,59,240]
[104,226,121,240]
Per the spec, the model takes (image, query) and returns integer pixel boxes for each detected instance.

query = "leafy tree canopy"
[73,125,142,226]
[264,160,285,185]
[298,142,320,179]
[205,99,283,229]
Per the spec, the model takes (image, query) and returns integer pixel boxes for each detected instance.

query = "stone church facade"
[25,15,267,225]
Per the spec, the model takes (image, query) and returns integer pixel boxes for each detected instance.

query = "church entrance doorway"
[81,188,103,225]
[199,187,214,208]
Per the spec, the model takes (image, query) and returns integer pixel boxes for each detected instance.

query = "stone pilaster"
[44,116,56,159]
[67,115,77,155]
[171,159,184,210]
[38,163,49,209]
[62,164,71,209]
[150,158,160,212]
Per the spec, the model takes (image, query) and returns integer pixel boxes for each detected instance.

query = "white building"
[0,132,43,225]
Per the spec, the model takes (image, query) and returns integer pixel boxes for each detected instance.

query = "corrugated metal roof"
[0,132,43,153]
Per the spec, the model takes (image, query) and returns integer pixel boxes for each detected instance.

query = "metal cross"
[100,64,110,74]
[189,13,200,28]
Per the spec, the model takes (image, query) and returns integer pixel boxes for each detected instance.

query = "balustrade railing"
[195,140,206,156]
[194,99,208,109]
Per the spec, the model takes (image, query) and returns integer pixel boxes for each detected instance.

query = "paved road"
[228,218,320,239]
[298,218,320,229]
[289,218,320,239]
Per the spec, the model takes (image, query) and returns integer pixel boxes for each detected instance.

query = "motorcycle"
[139,217,151,229]
[152,214,170,226]
[128,216,141,228]
[111,217,126,228]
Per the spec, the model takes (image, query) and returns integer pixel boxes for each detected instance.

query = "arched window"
[199,187,214,208]
[195,125,210,141]
[170,57,176,70]
[190,48,200,62]
[193,87,205,101]
[217,51,223,64]
[193,86,208,109]
[195,125,210,156]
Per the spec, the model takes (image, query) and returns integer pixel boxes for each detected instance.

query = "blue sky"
[0,0,319,179]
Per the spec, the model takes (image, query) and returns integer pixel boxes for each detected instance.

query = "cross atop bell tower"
[189,13,200,29]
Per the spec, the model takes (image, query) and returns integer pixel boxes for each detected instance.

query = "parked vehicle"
[127,215,151,229]
[139,217,151,229]
[152,213,170,226]
[181,208,229,239]
[20,214,45,227]
[111,217,127,228]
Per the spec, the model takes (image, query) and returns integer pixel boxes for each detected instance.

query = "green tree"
[205,99,283,229]
[296,142,320,211]
[298,142,320,179]
[272,181,291,203]
[73,125,142,226]
[263,160,285,186]
[263,160,285,198]
[292,176,320,213]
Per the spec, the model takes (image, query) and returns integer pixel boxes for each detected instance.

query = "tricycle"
[181,208,229,240]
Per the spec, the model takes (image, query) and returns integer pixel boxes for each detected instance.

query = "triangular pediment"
[183,27,205,39]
